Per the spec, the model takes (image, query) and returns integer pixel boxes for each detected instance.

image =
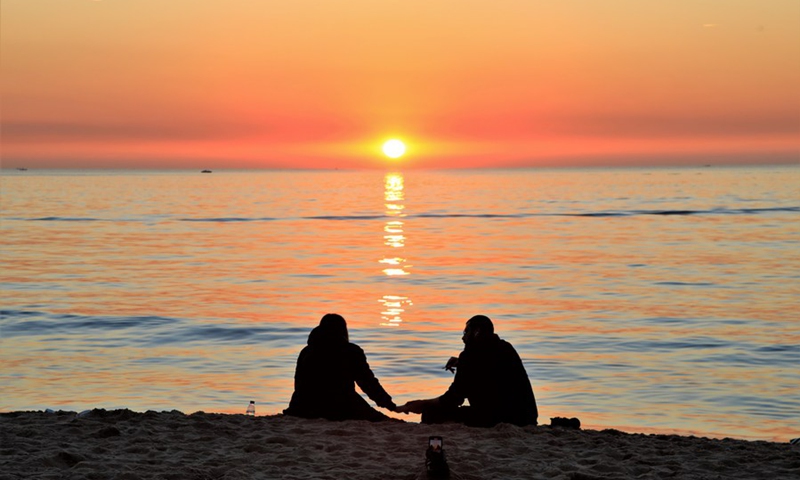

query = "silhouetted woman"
[284,313,397,421]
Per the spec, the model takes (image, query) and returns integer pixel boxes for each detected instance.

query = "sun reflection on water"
[379,173,412,326]
[378,295,413,327]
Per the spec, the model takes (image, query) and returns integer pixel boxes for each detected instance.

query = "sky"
[1,0,799,169]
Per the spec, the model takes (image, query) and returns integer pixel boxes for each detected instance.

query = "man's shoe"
[550,417,581,429]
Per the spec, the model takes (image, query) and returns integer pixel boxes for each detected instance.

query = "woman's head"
[316,313,349,344]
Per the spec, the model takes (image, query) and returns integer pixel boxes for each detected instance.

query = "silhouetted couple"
[284,313,538,427]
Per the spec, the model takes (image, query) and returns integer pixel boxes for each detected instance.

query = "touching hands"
[394,399,431,414]
[394,358,454,414]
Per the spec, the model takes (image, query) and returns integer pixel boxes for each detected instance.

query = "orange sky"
[1,0,798,169]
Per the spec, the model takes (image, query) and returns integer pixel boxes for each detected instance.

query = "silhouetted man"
[396,315,537,427]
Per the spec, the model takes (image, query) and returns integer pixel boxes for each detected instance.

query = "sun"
[382,139,406,159]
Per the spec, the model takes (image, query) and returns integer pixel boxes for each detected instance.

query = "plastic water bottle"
[246,401,256,416]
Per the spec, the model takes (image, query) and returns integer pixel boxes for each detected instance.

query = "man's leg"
[420,404,470,424]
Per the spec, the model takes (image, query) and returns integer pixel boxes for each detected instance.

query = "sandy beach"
[1,410,797,480]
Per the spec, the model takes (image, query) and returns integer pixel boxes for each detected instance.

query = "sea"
[1,166,798,441]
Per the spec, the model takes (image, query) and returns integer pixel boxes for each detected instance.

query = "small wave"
[28,216,102,222]
[146,323,308,347]
[616,336,730,352]
[641,210,698,215]
[0,310,178,336]
[0,309,309,347]
[638,207,800,216]
[0,309,40,317]
[15,206,797,224]
[412,207,799,219]
[414,213,527,219]
[306,215,386,221]
[566,207,800,217]
[179,217,277,222]
[564,212,628,217]
[179,215,384,222]
[755,344,800,354]
[12,216,144,223]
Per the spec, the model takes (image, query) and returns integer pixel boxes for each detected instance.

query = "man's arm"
[397,352,468,414]
[443,356,458,373]
[438,351,469,408]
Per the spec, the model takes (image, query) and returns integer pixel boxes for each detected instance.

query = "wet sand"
[1,410,797,479]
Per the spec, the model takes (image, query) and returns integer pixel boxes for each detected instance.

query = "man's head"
[462,315,494,346]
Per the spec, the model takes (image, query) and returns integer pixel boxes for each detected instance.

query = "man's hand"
[395,399,433,414]
[444,356,459,373]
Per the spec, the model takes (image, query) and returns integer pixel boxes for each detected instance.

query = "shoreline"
[2,409,797,479]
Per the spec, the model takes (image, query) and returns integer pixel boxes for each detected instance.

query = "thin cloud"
[1,121,262,143]
[548,112,800,138]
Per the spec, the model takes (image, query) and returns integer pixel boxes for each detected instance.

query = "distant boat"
[201,170,212,173]
[17,168,28,171]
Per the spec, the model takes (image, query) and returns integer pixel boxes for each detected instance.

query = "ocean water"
[1,166,798,441]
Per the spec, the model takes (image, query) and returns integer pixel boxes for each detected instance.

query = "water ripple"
[180,217,277,222]
[0,310,176,335]
[7,206,797,224]
[0,310,308,348]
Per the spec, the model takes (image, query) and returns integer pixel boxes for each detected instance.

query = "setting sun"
[382,139,406,159]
